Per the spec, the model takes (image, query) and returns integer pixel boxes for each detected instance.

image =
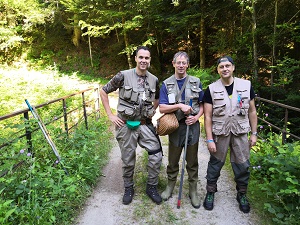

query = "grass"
[0,64,113,224]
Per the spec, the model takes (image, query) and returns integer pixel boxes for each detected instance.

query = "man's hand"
[207,142,217,153]
[109,114,125,128]
[179,103,193,115]
[249,135,257,148]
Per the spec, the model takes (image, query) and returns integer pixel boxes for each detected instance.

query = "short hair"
[173,51,189,63]
[136,46,150,55]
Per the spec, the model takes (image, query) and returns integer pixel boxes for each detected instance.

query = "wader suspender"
[175,75,189,103]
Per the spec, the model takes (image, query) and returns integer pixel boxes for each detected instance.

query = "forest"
[1,0,300,101]
[0,0,300,224]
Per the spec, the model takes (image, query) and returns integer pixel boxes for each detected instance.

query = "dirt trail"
[75,96,261,225]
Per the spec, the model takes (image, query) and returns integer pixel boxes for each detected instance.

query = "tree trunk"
[123,17,133,69]
[199,0,206,68]
[251,0,258,81]
[199,15,206,68]
[72,14,81,47]
[271,0,278,100]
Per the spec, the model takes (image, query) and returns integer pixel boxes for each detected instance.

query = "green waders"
[161,141,200,208]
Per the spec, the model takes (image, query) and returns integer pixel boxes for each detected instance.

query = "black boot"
[122,186,134,205]
[146,184,162,205]
[236,192,250,213]
[203,192,214,210]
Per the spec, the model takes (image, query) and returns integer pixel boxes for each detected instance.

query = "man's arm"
[204,102,217,153]
[159,103,192,115]
[248,99,258,147]
[100,88,125,128]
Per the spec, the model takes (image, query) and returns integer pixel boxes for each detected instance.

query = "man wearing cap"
[202,56,257,213]
[100,46,163,205]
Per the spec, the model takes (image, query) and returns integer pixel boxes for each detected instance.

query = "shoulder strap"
[176,75,189,102]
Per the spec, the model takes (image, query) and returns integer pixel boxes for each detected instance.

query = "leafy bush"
[250,133,300,225]
[0,117,113,224]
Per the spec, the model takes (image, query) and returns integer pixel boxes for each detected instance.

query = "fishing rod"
[25,99,69,175]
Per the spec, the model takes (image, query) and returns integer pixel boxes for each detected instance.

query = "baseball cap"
[217,56,234,65]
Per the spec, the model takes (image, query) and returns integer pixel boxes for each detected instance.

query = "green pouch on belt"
[126,120,141,129]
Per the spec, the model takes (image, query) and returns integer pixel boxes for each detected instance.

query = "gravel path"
[74,96,261,225]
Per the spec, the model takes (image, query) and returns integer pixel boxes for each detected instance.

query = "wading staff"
[25,99,69,175]
[177,98,193,209]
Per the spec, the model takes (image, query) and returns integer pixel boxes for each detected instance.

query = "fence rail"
[255,96,300,144]
[0,87,101,176]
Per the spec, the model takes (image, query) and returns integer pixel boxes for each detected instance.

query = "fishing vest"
[117,68,157,120]
[163,75,202,121]
[209,77,251,136]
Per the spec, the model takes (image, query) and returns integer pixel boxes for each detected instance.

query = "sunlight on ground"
[0,66,99,114]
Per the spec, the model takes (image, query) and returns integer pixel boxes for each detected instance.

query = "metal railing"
[255,96,300,144]
[0,86,101,176]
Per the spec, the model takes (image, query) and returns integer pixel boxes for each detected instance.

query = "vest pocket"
[123,86,132,99]
[237,119,250,133]
[236,89,248,99]
[212,120,224,135]
[117,103,136,119]
[147,88,156,102]
[191,86,201,98]
[213,104,226,116]
[142,104,155,118]
[212,91,225,100]
[131,87,138,102]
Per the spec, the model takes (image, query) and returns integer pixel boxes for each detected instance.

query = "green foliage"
[250,134,300,224]
[0,116,112,224]
[187,67,218,90]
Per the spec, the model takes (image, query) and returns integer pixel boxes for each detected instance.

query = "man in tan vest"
[100,46,162,205]
[159,51,204,208]
[203,56,257,213]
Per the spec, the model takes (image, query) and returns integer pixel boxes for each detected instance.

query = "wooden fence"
[255,96,300,144]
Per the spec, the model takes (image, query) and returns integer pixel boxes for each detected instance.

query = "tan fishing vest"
[209,77,251,136]
[163,75,202,121]
[117,68,157,120]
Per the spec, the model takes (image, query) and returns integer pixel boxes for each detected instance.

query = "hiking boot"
[122,186,134,205]
[146,184,162,205]
[161,180,176,201]
[236,192,250,213]
[203,192,214,210]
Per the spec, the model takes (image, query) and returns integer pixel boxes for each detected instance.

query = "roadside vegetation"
[0,65,112,224]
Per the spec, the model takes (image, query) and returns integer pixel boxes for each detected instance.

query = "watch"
[251,132,258,136]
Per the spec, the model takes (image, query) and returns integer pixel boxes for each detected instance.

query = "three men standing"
[101,48,257,214]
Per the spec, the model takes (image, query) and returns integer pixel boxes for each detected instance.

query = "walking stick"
[25,99,69,175]
[177,98,193,209]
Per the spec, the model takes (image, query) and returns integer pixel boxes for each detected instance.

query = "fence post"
[282,108,288,144]
[62,99,69,136]
[82,92,88,130]
[24,111,33,152]
[94,86,100,120]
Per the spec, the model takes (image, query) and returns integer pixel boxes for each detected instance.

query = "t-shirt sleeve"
[203,87,213,104]
[250,85,255,100]
[155,79,160,99]
[159,82,169,104]
[198,82,204,102]
[102,72,124,94]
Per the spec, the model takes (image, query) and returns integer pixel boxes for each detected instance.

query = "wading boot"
[146,184,162,205]
[189,182,201,209]
[161,180,176,201]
